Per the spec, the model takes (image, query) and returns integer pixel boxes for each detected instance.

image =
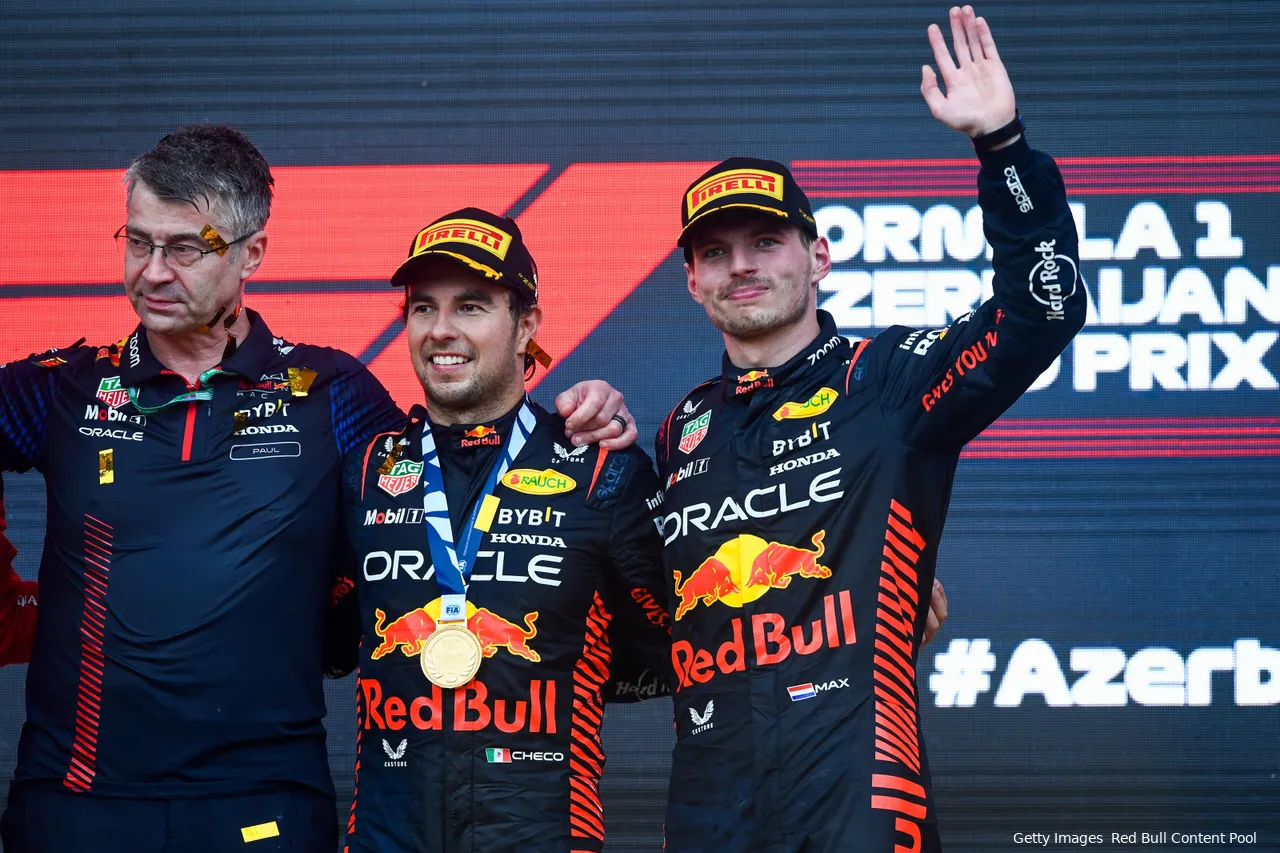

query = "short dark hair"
[683,217,814,264]
[125,124,274,240]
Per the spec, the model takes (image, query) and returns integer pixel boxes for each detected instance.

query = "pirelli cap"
[392,207,550,367]
[391,207,538,305]
[678,157,818,247]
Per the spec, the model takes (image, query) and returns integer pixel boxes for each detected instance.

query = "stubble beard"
[415,339,524,421]
[707,262,813,343]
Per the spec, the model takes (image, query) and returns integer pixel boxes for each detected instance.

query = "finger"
[568,419,624,449]
[563,386,605,434]
[566,387,623,439]
[599,418,639,452]
[932,579,949,622]
[949,6,972,66]
[923,611,940,647]
[927,23,957,78]
[920,65,946,117]
[593,389,625,424]
[975,15,1000,62]
[555,385,583,419]
[962,6,984,61]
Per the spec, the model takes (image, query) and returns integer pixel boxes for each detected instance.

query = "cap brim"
[677,202,797,246]
[390,249,505,289]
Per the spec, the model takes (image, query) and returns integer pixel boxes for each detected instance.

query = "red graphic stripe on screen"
[65,513,113,792]
[0,293,402,369]
[963,418,1280,458]
[0,165,547,286]
[791,155,1280,197]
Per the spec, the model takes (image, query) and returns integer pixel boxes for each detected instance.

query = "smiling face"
[404,261,540,421]
[684,212,830,343]
[121,181,265,337]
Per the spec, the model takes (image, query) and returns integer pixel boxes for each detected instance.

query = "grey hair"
[124,124,274,241]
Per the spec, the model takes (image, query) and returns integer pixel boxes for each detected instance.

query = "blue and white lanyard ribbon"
[420,400,537,623]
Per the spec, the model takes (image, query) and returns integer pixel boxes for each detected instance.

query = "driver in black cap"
[337,207,671,853]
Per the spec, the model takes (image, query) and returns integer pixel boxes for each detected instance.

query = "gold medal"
[420,623,482,688]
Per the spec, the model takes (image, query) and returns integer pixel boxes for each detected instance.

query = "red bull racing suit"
[654,137,1086,852]
[340,401,670,853]
[0,311,403,851]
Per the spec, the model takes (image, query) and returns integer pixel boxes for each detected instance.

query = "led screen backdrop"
[1,2,1277,850]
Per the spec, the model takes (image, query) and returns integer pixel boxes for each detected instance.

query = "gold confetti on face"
[99,449,115,485]
[200,224,229,256]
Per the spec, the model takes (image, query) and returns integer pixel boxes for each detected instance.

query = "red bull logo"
[671,589,856,689]
[461,424,502,448]
[96,376,130,409]
[377,459,424,497]
[361,676,558,734]
[371,598,540,663]
[734,370,773,395]
[673,531,830,621]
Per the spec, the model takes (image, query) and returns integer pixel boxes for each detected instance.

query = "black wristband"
[971,112,1024,153]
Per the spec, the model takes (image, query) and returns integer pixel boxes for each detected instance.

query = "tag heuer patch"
[378,459,424,497]
[678,411,711,454]
[96,376,130,409]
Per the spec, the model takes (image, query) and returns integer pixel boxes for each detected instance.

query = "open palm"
[921,6,1017,137]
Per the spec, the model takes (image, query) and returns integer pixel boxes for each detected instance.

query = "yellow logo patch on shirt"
[241,821,280,843]
[501,468,577,496]
[772,387,839,421]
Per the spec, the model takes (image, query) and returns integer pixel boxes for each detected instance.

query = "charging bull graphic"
[372,600,540,662]
[673,530,831,620]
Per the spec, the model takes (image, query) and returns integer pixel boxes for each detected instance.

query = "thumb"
[920,65,946,117]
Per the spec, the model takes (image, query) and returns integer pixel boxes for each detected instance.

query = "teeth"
[432,355,468,365]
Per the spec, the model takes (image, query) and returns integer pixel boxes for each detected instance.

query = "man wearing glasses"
[0,125,634,852]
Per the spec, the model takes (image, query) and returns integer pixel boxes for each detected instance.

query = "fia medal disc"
[420,623,482,688]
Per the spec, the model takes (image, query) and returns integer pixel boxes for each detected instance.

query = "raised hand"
[921,6,1017,138]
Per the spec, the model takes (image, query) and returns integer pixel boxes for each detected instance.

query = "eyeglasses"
[114,226,249,268]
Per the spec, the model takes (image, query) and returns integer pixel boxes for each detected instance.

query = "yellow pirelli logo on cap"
[686,169,784,217]
[414,218,512,261]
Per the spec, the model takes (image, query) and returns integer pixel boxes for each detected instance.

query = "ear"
[516,302,543,355]
[810,235,832,284]
[685,261,705,305]
[238,231,268,282]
